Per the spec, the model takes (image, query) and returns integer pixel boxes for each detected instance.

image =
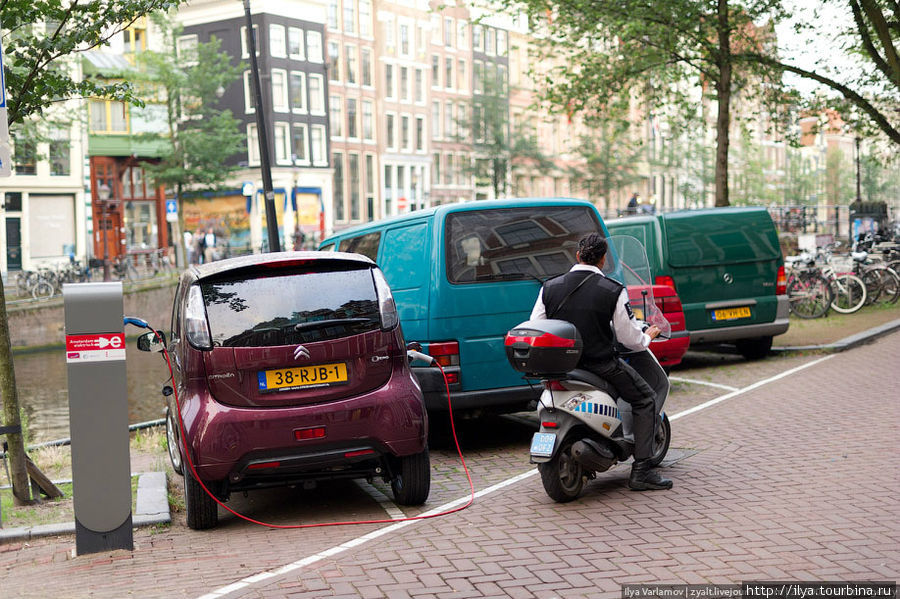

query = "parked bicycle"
[784,253,832,319]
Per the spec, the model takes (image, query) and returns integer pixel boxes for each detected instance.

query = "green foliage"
[2,0,179,127]
[567,117,644,211]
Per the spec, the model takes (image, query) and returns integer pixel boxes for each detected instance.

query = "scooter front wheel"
[538,437,585,502]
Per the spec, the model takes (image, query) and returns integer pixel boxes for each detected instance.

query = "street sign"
[65,332,127,363]
[165,198,178,222]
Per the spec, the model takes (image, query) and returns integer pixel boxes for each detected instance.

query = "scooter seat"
[567,369,619,398]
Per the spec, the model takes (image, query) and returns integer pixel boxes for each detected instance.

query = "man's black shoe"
[629,460,673,491]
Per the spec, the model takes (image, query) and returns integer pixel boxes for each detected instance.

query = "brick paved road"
[2,334,898,598]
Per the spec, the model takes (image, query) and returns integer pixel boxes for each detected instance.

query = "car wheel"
[538,437,585,503]
[165,407,184,475]
[735,336,772,360]
[391,448,431,506]
[184,467,219,530]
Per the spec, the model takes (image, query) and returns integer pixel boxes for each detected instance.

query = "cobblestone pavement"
[1,334,898,598]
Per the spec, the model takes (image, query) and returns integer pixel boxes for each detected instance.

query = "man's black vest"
[542,270,623,365]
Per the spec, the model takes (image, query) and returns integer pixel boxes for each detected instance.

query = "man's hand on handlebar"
[645,325,661,340]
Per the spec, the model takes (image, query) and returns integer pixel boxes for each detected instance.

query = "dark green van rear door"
[662,208,782,331]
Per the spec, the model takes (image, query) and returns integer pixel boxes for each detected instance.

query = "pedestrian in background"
[204,228,217,263]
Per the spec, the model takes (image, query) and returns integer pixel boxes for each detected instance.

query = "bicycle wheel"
[31,280,55,299]
[829,274,867,314]
[877,267,900,304]
[787,273,832,318]
[859,268,883,304]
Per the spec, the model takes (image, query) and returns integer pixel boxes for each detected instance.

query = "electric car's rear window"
[445,206,603,283]
[201,267,380,347]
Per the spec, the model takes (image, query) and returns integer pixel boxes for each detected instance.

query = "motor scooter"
[504,235,672,502]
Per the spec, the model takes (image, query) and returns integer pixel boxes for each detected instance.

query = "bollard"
[63,282,133,554]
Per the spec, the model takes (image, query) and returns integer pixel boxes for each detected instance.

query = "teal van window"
[339,232,381,260]
[380,223,428,289]
[445,206,601,283]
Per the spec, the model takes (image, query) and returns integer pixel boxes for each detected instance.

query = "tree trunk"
[0,283,33,505]
[714,0,732,208]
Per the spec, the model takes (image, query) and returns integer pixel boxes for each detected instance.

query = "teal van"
[606,207,789,359]
[320,198,610,414]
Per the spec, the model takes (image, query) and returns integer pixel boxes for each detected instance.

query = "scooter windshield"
[604,235,672,339]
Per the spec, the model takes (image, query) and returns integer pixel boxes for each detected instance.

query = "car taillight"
[504,332,575,347]
[185,285,212,350]
[776,265,787,295]
[428,341,460,367]
[655,275,676,290]
[372,269,399,330]
[654,295,682,315]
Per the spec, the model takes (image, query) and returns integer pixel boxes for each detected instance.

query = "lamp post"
[98,182,112,282]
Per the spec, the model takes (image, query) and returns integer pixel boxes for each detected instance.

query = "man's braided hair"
[577,233,608,265]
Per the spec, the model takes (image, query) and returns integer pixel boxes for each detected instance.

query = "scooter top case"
[504,319,582,377]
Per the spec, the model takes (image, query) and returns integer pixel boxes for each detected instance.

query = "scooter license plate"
[530,432,557,457]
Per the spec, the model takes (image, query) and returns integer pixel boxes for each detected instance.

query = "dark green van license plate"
[711,306,751,321]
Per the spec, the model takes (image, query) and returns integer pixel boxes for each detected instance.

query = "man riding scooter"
[530,233,673,491]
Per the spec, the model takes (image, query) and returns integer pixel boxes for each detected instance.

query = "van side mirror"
[137,330,167,352]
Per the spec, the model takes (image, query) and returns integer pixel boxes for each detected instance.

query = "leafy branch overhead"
[2,0,178,126]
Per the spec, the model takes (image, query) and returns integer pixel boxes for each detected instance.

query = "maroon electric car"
[138,251,430,530]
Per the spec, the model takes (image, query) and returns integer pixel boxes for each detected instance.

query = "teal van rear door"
[662,208,782,330]
[431,204,604,392]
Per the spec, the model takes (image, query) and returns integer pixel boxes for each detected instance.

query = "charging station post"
[63,282,133,554]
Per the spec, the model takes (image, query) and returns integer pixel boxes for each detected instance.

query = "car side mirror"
[137,330,167,352]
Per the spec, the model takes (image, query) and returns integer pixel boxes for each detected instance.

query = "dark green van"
[320,198,610,414]
[606,207,789,359]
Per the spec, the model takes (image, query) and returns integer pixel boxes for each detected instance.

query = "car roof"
[189,250,374,281]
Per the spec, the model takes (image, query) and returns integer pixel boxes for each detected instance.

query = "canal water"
[13,342,173,443]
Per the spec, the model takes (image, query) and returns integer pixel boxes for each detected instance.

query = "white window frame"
[361,47,373,87]
[270,24,286,58]
[274,122,291,165]
[176,34,199,66]
[400,66,409,102]
[345,44,357,85]
[457,21,467,49]
[311,124,327,166]
[288,27,305,60]
[430,14,441,45]
[457,58,467,92]
[328,41,341,82]
[293,123,310,165]
[289,71,307,113]
[415,115,425,152]
[385,63,395,100]
[343,0,357,35]
[486,28,496,56]
[306,31,323,62]
[385,111,398,150]
[445,57,453,91]
[247,123,260,166]
[431,54,440,89]
[346,97,359,140]
[330,94,344,138]
[241,25,259,58]
[498,30,508,56]
[431,100,441,140]
[401,113,411,151]
[359,0,373,38]
[308,74,325,114]
[444,17,453,47]
[327,0,339,30]
[362,99,374,141]
[415,68,424,103]
[271,68,289,113]
[243,70,256,114]
[473,25,483,53]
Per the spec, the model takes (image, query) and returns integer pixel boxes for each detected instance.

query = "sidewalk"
[1,324,897,597]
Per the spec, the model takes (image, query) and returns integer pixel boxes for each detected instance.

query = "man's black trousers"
[586,357,656,461]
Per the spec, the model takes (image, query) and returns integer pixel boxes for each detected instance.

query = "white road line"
[355,480,407,520]
[669,376,739,392]
[197,353,835,599]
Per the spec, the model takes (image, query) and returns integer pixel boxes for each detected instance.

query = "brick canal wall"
[7,280,177,350]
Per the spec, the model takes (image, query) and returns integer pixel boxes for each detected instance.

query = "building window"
[385,64,395,99]
[497,30,507,56]
[347,98,358,139]
[359,0,372,37]
[430,14,441,45]
[270,24,286,57]
[445,57,453,90]
[401,114,410,150]
[344,0,356,35]
[457,102,467,140]
[346,45,357,84]
[288,27,305,60]
[241,24,259,58]
[457,21,467,49]
[474,60,483,94]
[349,153,360,220]
[247,124,260,166]
[275,122,291,165]
[361,48,372,86]
[431,55,440,88]
[293,124,309,164]
[473,25,483,52]
[444,101,453,139]
[384,18,395,51]
[433,153,441,185]
[365,153,375,220]
[444,17,453,47]
[124,20,148,56]
[333,151,344,221]
[243,71,255,113]
[457,59,466,91]
[311,125,327,165]
[415,68,424,102]
[486,28,496,56]
[432,101,441,139]
[309,74,325,113]
[386,113,396,149]
[13,138,37,175]
[415,116,424,151]
[330,95,343,137]
[306,31,323,62]
[271,69,288,112]
[384,164,393,216]
[362,99,374,140]
[327,0,339,29]
[400,23,410,56]
[498,64,508,93]
[176,34,198,65]
[328,41,340,82]
[290,71,307,112]
[49,127,71,176]
[400,66,409,101]
[89,100,128,133]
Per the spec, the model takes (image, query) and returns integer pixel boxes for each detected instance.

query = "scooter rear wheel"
[647,413,671,468]
[538,437,585,502]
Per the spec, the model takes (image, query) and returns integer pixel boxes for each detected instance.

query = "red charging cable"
[160,343,475,529]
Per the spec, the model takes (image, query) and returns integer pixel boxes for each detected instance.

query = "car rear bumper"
[689,296,790,344]
[414,366,541,411]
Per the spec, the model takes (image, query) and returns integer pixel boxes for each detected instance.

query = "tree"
[1,0,177,505]
[137,13,245,264]
[492,0,787,208]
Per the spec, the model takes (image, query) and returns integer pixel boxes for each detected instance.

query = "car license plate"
[530,432,557,457]
[711,306,751,321]
[258,363,348,392]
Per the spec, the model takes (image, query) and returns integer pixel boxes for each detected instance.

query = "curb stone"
[0,471,170,543]
[772,316,900,353]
